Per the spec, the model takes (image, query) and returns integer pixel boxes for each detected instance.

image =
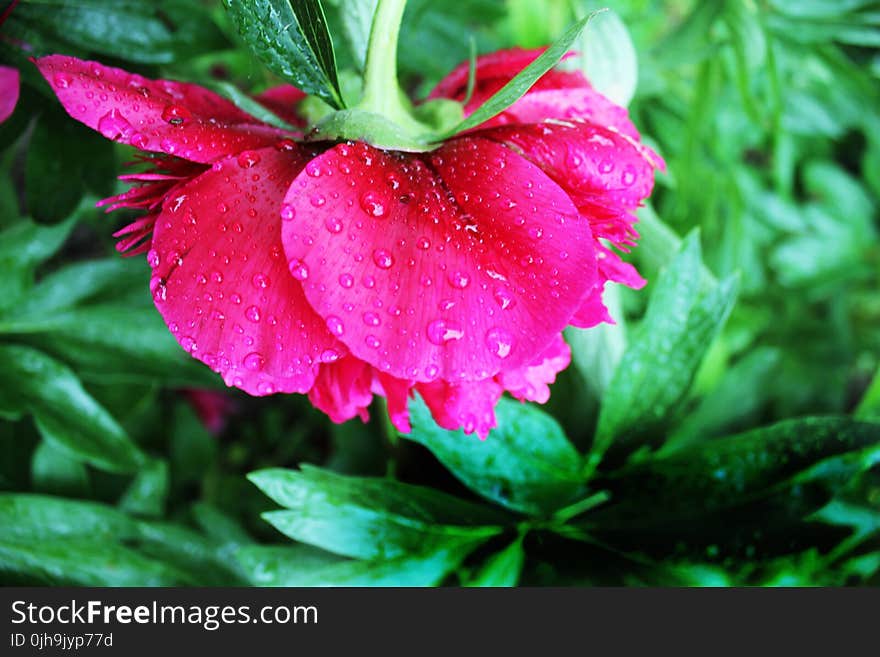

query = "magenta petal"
[417,379,503,439]
[374,372,413,433]
[0,66,19,123]
[150,146,342,395]
[280,139,596,384]
[34,55,288,163]
[308,357,374,423]
[496,334,571,404]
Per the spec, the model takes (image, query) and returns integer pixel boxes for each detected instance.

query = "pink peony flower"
[0,66,19,123]
[35,48,663,438]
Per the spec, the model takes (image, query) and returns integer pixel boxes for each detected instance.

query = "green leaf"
[856,366,880,421]
[223,0,344,109]
[584,417,880,534]
[0,345,147,473]
[8,0,227,64]
[466,536,525,587]
[250,466,502,560]
[330,0,377,70]
[236,543,473,586]
[119,459,169,518]
[577,8,637,106]
[0,493,138,542]
[31,441,90,497]
[591,233,739,468]
[26,110,115,224]
[442,11,602,137]
[0,538,195,586]
[202,81,296,131]
[0,218,74,312]
[0,305,217,387]
[403,396,584,515]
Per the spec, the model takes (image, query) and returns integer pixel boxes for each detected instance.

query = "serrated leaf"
[403,396,584,515]
[223,0,344,109]
[442,11,602,137]
[249,466,502,560]
[0,345,147,473]
[591,232,739,466]
[8,0,227,64]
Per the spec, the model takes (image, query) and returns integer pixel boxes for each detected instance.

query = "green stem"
[358,0,420,128]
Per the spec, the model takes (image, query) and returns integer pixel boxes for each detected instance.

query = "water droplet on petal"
[485,327,514,358]
[359,191,386,217]
[424,364,439,380]
[326,315,345,336]
[287,259,309,281]
[146,249,160,268]
[245,306,261,323]
[280,204,296,221]
[321,348,341,363]
[365,335,381,349]
[310,194,326,207]
[427,319,464,346]
[448,271,470,289]
[237,150,261,168]
[493,288,516,310]
[622,166,636,186]
[53,72,72,88]
[373,249,393,269]
[363,312,380,327]
[338,273,354,288]
[324,216,343,233]
[243,352,265,371]
[161,104,192,126]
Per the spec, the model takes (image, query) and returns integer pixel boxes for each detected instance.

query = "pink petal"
[496,334,571,404]
[569,283,614,329]
[0,66,19,123]
[255,85,307,128]
[33,55,289,163]
[150,146,342,396]
[308,356,373,423]
[280,138,597,384]
[416,379,503,440]
[374,372,413,433]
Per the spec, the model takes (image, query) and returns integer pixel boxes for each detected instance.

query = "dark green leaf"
[236,543,474,586]
[119,459,169,518]
[223,0,344,109]
[0,218,74,312]
[249,466,502,559]
[0,493,138,542]
[31,441,90,497]
[466,536,525,587]
[0,345,147,473]
[404,396,584,515]
[591,233,739,465]
[585,417,880,534]
[8,0,227,64]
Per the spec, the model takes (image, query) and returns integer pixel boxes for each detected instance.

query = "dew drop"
[485,327,514,359]
[252,273,270,289]
[310,194,326,207]
[288,259,308,281]
[326,315,345,336]
[324,216,343,233]
[338,273,354,288]
[493,288,516,310]
[280,203,296,221]
[427,319,464,346]
[146,249,160,268]
[373,249,394,269]
[245,306,261,323]
[237,150,261,168]
[161,104,192,126]
[243,352,265,371]
[359,191,386,217]
[363,312,380,327]
[321,348,341,363]
[448,271,470,289]
[365,335,381,349]
[53,72,72,88]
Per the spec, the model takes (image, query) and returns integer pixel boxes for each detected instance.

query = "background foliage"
[0,0,878,586]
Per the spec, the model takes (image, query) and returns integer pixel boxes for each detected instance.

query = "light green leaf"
[577,8,637,106]
[466,536,525,587]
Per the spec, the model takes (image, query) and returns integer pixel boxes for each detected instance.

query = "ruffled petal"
[416,379,503,439]
[255,84,307,128]
[496,334,571,404]
[0,66,19,123]
[280,138,596,384]
[150,145,342,395]
[374,372,413,433]
[34,55,289,163]
[308,356,373,423]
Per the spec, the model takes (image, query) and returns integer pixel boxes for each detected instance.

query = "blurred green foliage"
[0,0,877,586]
